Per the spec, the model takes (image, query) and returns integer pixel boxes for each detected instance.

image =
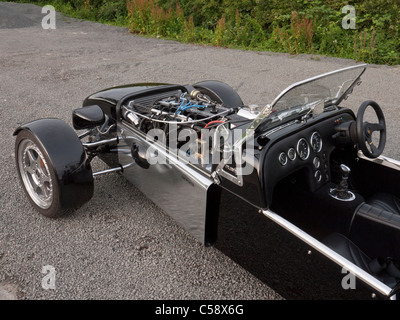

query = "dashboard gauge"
[313,157,321,169]
[297,138,310,160]
[314,170,322,182]
[288,148,297,161]
[310,132,323,153]
[278,152,288,166]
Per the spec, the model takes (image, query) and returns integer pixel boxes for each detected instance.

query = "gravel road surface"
[1,2,400,300]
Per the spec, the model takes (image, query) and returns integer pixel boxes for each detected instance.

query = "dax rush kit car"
[13,64,400,299]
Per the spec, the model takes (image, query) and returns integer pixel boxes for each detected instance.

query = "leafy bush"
[132,0,400,64]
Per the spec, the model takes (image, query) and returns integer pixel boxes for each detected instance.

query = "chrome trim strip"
[358,151,400,171]
[262,208,393,297]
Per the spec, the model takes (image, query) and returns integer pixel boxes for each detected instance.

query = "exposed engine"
[120,89,260,168]
[121,88,262,133]
[122,90,234,132]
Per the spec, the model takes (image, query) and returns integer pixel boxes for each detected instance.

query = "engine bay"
[119,88,260,171]
[121,88,258,133]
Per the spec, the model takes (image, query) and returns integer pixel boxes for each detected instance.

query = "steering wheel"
[356,100,386,158]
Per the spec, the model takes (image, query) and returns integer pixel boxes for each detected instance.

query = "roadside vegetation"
[9,0,400,65]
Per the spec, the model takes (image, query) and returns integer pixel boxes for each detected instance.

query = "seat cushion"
[367,193,400,215]
[323,233,399,287]
[323,233,373,273]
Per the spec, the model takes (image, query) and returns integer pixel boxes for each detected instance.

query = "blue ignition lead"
[175,96,207,115]
[176,97,190,114]
[179,104,206,113]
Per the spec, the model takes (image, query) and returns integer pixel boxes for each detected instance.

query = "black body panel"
[83,83,170,107]
[215,189,386,300]
[82,83,186,121]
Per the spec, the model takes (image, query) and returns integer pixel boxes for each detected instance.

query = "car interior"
[266,102,400,289]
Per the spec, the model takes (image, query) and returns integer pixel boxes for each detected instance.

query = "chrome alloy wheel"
[18,139,53,209]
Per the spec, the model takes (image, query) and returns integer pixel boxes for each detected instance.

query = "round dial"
[288,148,297,161]
[313,157,321,169]
[310,132,323,153]
[297,138,310,160]
[279,152,288,166]
[315,170,322,182]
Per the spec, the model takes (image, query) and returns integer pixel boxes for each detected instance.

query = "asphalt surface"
[1,2,400,300]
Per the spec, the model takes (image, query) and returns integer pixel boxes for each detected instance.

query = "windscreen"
[250,64,367,131]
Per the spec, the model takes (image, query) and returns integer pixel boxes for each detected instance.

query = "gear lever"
[329,164,356,201]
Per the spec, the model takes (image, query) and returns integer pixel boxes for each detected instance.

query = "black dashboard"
[259,109,356,206]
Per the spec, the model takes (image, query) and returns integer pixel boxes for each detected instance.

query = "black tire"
[193,80,243,108]
[15,130,69,218]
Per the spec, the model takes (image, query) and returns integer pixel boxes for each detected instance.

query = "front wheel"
[14,119,94,217]
[16,130,65,217]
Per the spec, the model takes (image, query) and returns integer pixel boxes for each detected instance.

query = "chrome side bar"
[82,137,119,148]
[78,130,91,139]
[262,208,393,297]
[92,162,135,177]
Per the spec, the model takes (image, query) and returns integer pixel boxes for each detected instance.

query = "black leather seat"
[324,233,376,273]
[366,193,400,215]
[323,233,399,287]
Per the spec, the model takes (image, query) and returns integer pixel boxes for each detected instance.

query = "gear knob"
[329,164,355,201]
[340,164,351,177]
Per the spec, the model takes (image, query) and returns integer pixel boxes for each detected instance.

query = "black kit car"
[14,64,400,299]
